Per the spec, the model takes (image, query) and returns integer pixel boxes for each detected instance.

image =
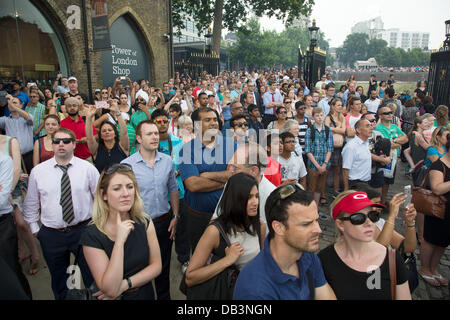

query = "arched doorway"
[101,14,150,87]
[0,0,69,87]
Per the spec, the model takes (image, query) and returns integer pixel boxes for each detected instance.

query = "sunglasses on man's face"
[338,210,380,225]
[382,111,393,116]
[136,99,146,103]
[234,121,248,128]
[154,119,169,125]
[52,138,73,145]
[278,111,287,114]
[367,118,377,123]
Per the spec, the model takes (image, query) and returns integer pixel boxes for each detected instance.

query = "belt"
[185,204,213,218]
[153,212,172,223]
[48,219,91,233]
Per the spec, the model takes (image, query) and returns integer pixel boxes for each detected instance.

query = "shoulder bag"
[184,220,240,300]
[411,164,447,220]
[388,246,397,300]
[65,246,99,300]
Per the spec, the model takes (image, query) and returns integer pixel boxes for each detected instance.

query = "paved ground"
[24,160,449,300]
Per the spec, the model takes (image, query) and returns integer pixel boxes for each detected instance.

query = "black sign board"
[91,0,111,50]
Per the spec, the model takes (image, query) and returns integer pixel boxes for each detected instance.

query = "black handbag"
[398,242,419,293]
[65,245,99,300]
[181,220,239,300]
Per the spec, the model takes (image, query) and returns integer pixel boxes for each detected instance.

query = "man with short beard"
[60,97,97,161]
[233,185,336,300]
[65,77,88,104]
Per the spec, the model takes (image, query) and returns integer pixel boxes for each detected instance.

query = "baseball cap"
[94,89,101,93]
[332,192,385,220]
[68,76,77,82]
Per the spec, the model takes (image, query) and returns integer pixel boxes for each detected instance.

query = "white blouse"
[228,229,260,270]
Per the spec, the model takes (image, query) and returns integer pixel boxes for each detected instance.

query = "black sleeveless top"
[79,220,155,300]
[94,142,127,173]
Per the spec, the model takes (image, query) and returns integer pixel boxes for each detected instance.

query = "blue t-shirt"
[425,146,447,167]
[179,135,236,213]
[159,135,185,199]
[233,237,327,300]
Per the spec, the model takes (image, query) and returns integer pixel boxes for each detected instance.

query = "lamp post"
[444,20,450,49]
[307,19,319,89]
[203,27,213,54]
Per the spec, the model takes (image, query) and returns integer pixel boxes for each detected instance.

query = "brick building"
[0,0,171,98]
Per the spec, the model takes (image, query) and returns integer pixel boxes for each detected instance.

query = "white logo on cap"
[353,194,368,200]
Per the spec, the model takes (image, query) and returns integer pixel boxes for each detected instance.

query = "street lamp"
[307,19,320,89]
[203,27,213,54]
[444,20,450,49]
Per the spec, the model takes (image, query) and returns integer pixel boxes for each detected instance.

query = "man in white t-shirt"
[364,90,382,114]
[279,132,307,188]
[212,142,275,225]
[345,96,362,142]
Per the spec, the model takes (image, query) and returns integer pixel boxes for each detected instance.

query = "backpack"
[309,123,330,143]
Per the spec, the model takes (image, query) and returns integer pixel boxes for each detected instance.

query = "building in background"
[351,17,430,51]
[0,0,171,96]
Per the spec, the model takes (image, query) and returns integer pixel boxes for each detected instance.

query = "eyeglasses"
[267,183,305,215]
[104,163,133,175]
[382,111,393,116]
[278,111,287,114]
[52,138,73,144]
[338,210,380,225]
[234,121,248,128]
[154,119,169,125]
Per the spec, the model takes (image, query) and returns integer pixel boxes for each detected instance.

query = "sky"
[258,0,450,50]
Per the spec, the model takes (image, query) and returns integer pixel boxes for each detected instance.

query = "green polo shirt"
[25,103,46,137]
[130,109,153,129]
[375,122,404,153]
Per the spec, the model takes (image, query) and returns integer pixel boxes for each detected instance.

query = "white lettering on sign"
[111,44,138,77]
[66,5,81,30]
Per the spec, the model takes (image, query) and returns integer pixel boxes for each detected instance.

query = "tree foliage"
[228,18,332,69]
[337,33,430,67]
[172,0,315,54]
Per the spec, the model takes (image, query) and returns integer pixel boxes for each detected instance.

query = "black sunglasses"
[104,163,133,175]
[52,138,73,144]
[267,183,305,215]
[367,118,377,123]
[382,111,393,115]
[278,111,287,114]
[234,121,248,128]
[338,210,380,225]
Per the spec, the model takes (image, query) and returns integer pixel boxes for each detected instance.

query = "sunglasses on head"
[338,210,380,225]
[104,163,133,175]
[154,119,169,125]
[52,138,73,145]
[267,183,305,215]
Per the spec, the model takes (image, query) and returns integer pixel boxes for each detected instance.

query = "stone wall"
[334,72,429,83]
[39,0,170,97]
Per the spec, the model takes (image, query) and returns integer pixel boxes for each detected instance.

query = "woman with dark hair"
[337,85,347,99]
[85,100,129,173]
[185,173,265,289]
[168,103,182,136]
[377,81,387,100]
[414,80,427,98]
[267,106,288,133]
[356,86,367,104]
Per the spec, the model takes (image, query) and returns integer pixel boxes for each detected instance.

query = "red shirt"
[60,116,97,159]
[264,156,282,187]
[192,86,201,99]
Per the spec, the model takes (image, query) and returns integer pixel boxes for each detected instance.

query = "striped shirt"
[25,103,46,137]
[0,114,34,154]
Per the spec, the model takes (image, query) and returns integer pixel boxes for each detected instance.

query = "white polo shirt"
[342,135,372,182]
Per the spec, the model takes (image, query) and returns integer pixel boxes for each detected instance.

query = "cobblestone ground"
[26,160,449,300]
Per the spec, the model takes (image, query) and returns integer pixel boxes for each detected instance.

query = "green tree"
[375,47,402,67]
[336,33,369,67]
[172,0,315,57]
[367,38,388,59]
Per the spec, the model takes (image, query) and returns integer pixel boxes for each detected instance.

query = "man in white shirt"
[364,89,382,114]
[342,119,373,190]
[262,81,283,128]
[213,141,275,226]
[23,128,100,300]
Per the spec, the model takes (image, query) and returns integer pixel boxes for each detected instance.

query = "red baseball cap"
[332,192,385,220]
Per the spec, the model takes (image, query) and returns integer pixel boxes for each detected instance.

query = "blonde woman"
[80,164,162,300]
[425,126,448,167]
[318,190,412,300]
[325,98,346,194]
[178,115,195,143]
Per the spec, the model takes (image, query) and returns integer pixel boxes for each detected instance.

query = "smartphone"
[120,76,126,80]
[402,185,411,209]
[95,101,109,109]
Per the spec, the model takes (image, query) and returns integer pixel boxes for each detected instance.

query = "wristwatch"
[126,277,132,289]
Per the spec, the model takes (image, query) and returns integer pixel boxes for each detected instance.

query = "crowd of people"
[333,66,430,73]
[0,67,449,300]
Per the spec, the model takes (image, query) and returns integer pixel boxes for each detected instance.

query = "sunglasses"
[267,183,305,215]
[154,119,169,125]
[136,98,146,103]
[368,118,377,123]
[52,138,73,144]
[284,101,292,104]
[234,121,248,128]
[278,111,287,114]
[104,163,133,175]
[382,111,393,115]
[338,210,380,225]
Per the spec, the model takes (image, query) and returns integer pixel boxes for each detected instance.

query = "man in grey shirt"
[0,95,34,173]
[121,120,179,300]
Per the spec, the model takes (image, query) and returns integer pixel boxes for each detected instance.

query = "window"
[0,0,69,85]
